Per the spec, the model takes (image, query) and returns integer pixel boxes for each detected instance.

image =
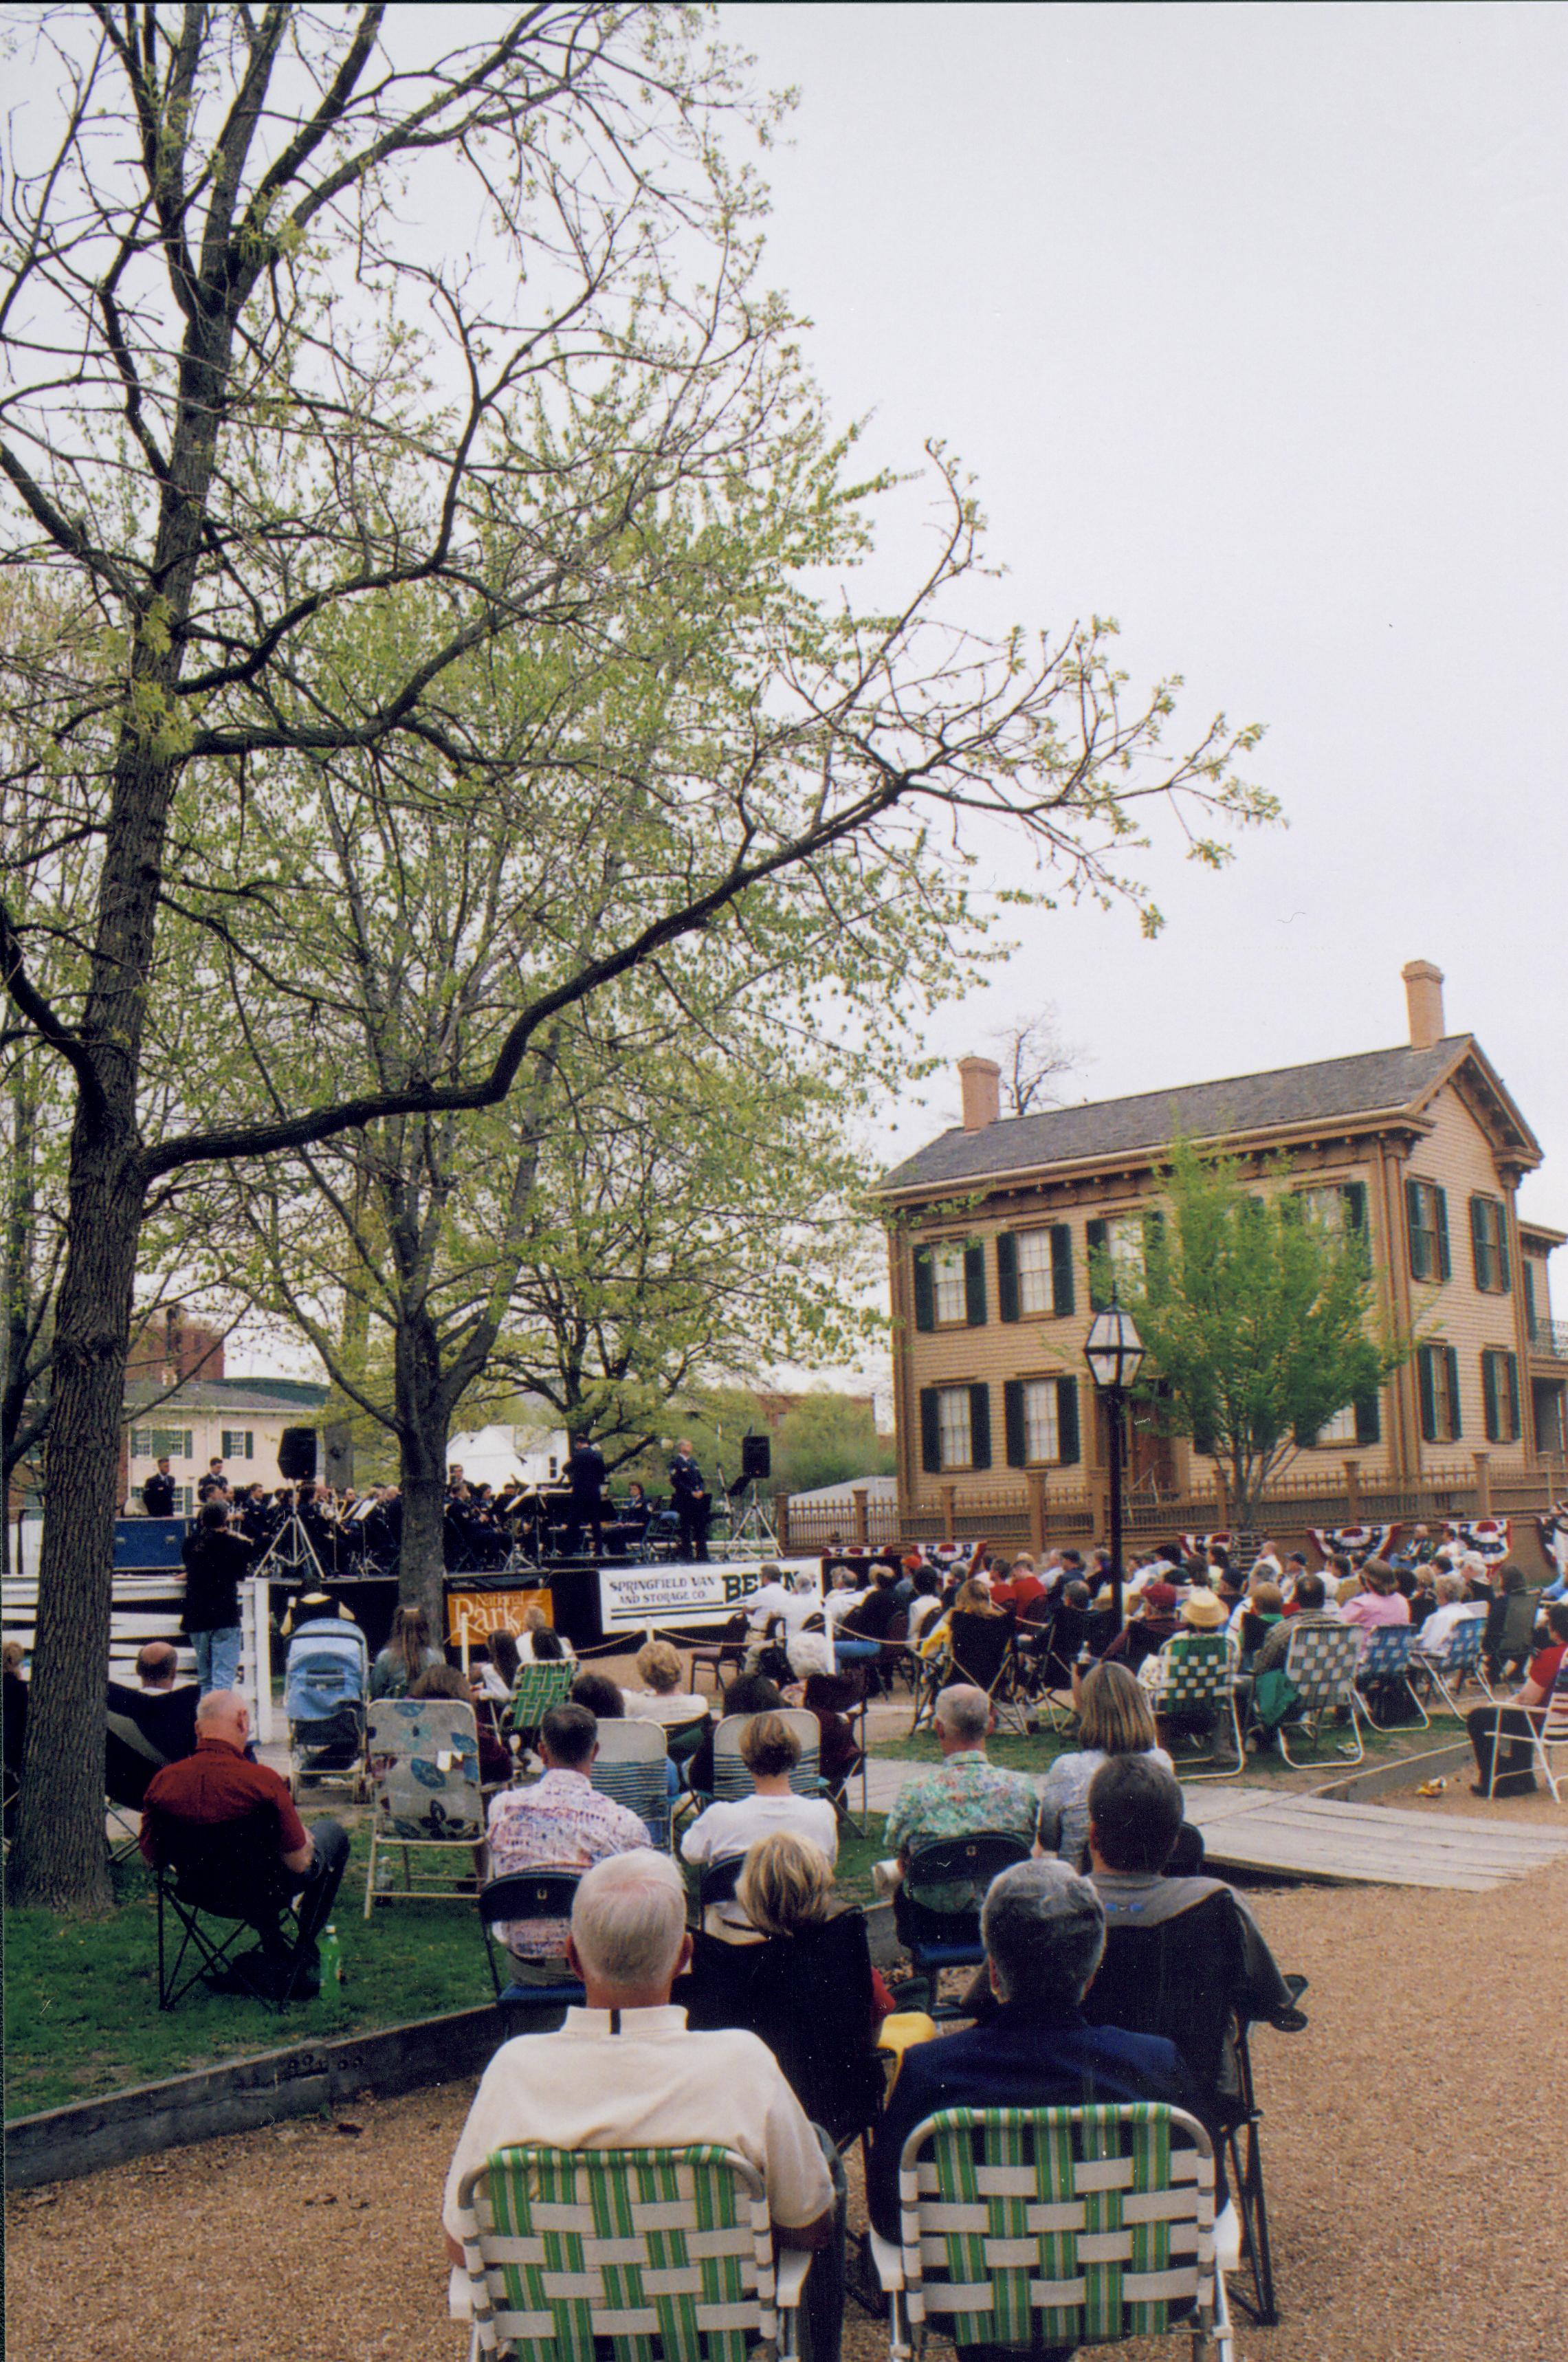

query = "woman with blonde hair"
[624,1637,707,1728]
[1035,1661,1175,1868]
[680,1714,838,1936]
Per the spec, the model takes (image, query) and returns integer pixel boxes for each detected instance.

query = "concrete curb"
[1309,1737,1472,1802]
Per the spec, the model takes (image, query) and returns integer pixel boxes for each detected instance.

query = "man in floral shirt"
[883,1685,1039,1939]
[485,1703,650,1972]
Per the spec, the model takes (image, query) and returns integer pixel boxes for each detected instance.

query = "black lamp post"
[1083,1292,1145,1627]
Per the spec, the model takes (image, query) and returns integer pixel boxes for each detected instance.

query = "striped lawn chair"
[1354,1626,1429,1730]
[1266,1622,1364,1768]
[455,2141,810,2361]
[710,1711,822,1802]
[1139,1633,1244,1778]
[505,1661,577,1753]
[590,1717,670,1849]
[870,2102,1231,2362]
[1410,1611,1487,1720]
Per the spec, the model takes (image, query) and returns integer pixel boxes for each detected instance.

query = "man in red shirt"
[1465,1602,1568,1794]
[141,1690,349,1991]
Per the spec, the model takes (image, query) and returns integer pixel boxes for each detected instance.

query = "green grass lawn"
[3,1812,896,2123]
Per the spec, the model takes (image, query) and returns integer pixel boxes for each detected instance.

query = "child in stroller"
[285,1601,370,1800]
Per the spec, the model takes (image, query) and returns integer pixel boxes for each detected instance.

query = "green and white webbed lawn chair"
[454,2141,811,2362]
[505,1660,578,1757]
[870,2101,1232,2362]
[1139,1631,1244,1778]
[1259,1621,1365,1767]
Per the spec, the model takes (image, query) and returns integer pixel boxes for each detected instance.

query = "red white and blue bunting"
[1310,1524,1397,1565]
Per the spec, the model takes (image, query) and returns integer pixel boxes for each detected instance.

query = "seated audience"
[793,1667,864,1796]
[1465,1601,1568,1796]
[410,1662,509,1785]
[370,1604,445,1700]
[1339,1558,1411,1640]
[1415,1571,1486,1659]
[1035,1661,1175,1868]
[681,1713,837,1933]
[470,1628,519,1703]
[569,1667,625,1718]
[1235,1580,1285,1670]
[681,1830,893,2143]
[516,1603,573,1662]
[484,1703,650,1973]
[685,1669,786,1796]
[1081,1755,1303,2137]
[867,1858,1206,2272]
[140,1689,349,1994]
[442,1851,843,2359]
[1481,1563,1535,1686]
[883,1684,1039,1939]
[1102,1579,1181,1672]
[786,1607,837,1682]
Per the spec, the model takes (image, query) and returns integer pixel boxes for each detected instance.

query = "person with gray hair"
[881,1684,1039,1939]
[442,1850,844,2353]
[867,1854,1206,2293]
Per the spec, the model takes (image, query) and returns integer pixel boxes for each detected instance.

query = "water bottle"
[318,1923,344,1987]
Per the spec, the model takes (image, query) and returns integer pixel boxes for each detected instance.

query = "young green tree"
[1095,1140,1416,1538]
[772,1389,895,1497]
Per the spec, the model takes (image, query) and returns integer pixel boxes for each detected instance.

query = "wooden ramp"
[1179,1785,1568,1891]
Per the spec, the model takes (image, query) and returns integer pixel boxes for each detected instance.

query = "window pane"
[1317,1404,1357,1446]
[1022,1379,1060,1462]
[937,1387,973,1468]
[1106,1214,1145,1288]
[933,1245,966,1323]
[131,1427,151,1458]
[1015,1231,1054,1315]
[1300,1186,1347,1236]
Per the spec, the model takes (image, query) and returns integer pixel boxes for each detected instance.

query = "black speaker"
[278,1426,318,1481]
[741,1433,771,1482]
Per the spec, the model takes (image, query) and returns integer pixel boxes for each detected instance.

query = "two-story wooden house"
[876,962,1564,1525]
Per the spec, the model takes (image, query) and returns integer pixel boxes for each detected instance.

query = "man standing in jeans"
[180,1499,253,1695]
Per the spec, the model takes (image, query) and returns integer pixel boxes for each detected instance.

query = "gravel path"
[8,1818,1566,2362]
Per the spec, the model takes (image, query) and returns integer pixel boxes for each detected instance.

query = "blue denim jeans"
[192,1625,242,1696]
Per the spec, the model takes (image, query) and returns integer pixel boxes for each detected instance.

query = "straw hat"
[1181,1589,1227,1630]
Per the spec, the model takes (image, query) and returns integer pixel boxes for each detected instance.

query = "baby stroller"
[285,1615,370,1801]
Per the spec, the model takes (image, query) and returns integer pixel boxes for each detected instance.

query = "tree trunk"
[8,1111,145,1912]
[394,1308,450,1636]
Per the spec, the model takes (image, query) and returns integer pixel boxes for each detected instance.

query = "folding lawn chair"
[1140,1631,1244,1778]
[1484,1585,1545,1690]
[588,1716,670,1848]
[1473,1661,1568,1800]
[146,1805,305,2011]
[869,2101,1233,2362]
[505,1660,577,1756]
[454,2141,811,2362]
[689,1612,750,1696]
[1255,1622,1364,1767]
[896,1831,1033,2018]
[364,1697,484,1915]
[1410,1611,1486,1720]
[478,1870,585,2030]
[1354,1626,1429,1730]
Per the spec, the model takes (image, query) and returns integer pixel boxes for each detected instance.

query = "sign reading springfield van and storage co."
[597,1561,762,1636]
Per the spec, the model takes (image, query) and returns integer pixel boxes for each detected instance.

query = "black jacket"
[568,1444,606,1500]
[142,1471,177,1518]
[179,1527,253,1633]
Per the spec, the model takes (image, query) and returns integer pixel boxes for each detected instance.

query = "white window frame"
[221,1428,254,1461]
[1315,1403,1358,1446]
[1022,1378,1061,1464]
[1105,1213,1147,1290]
[932,1244,967,1325]
[1015,1230,1054,1316]
[936,1387,974,1470]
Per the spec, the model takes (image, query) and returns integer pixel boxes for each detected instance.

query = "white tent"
[445,1424,537,1489]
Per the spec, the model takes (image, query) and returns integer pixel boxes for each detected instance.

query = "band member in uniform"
[667,1439,711,1565]
[564,1435,608,1559]
[142,1457,177,1518]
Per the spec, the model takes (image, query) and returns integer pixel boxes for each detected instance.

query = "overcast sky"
[727,1,1567,1229]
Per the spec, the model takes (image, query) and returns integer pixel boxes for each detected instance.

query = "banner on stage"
[445,1586,552,1645]
[597,1562,761,1635]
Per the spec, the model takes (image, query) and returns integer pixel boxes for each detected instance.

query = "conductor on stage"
[142,1457,177,1519]
[564,1433,608,1559]
[668,1439,712,1565]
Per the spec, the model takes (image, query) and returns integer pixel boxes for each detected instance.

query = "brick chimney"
[1401,960,1446,1050]
[958,1055,1001,1132]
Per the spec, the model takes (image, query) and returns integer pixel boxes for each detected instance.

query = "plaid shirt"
[885,1750,1039,1906]
[486,1769,650,1958]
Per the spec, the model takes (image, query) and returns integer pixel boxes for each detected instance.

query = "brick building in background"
[876,963,1564,1545]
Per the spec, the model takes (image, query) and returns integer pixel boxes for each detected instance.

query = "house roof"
[877,1035,1543,1200]
[124,1376,328,1417]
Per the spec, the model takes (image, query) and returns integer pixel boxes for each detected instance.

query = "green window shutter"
[1085,1217,1109,1311]
[996,1231,1019,1323]
[1505,1352,1521,1442]
[969,1382,992,1470]
[1050,1223,1074,1317]
[1354,1390,1381,1446]
[1434,1186,1451,1281]
[964,1241,987,1326]
[1469,1196,1490,1291]
[1445,1344,1461,1437]
[1055,1377,1081,1465]
[913,1248,935,1332]
[1417,1346,1437,1443]
[919,1388,941,1472]
[1406,1178,1425,1281]
[1002,1379,1026,1467]
[1524,1259,1538,1338]
[1495,1206,1511,1296]
[1481,1350,1499,1443]
[1343,1181,1367,1233]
